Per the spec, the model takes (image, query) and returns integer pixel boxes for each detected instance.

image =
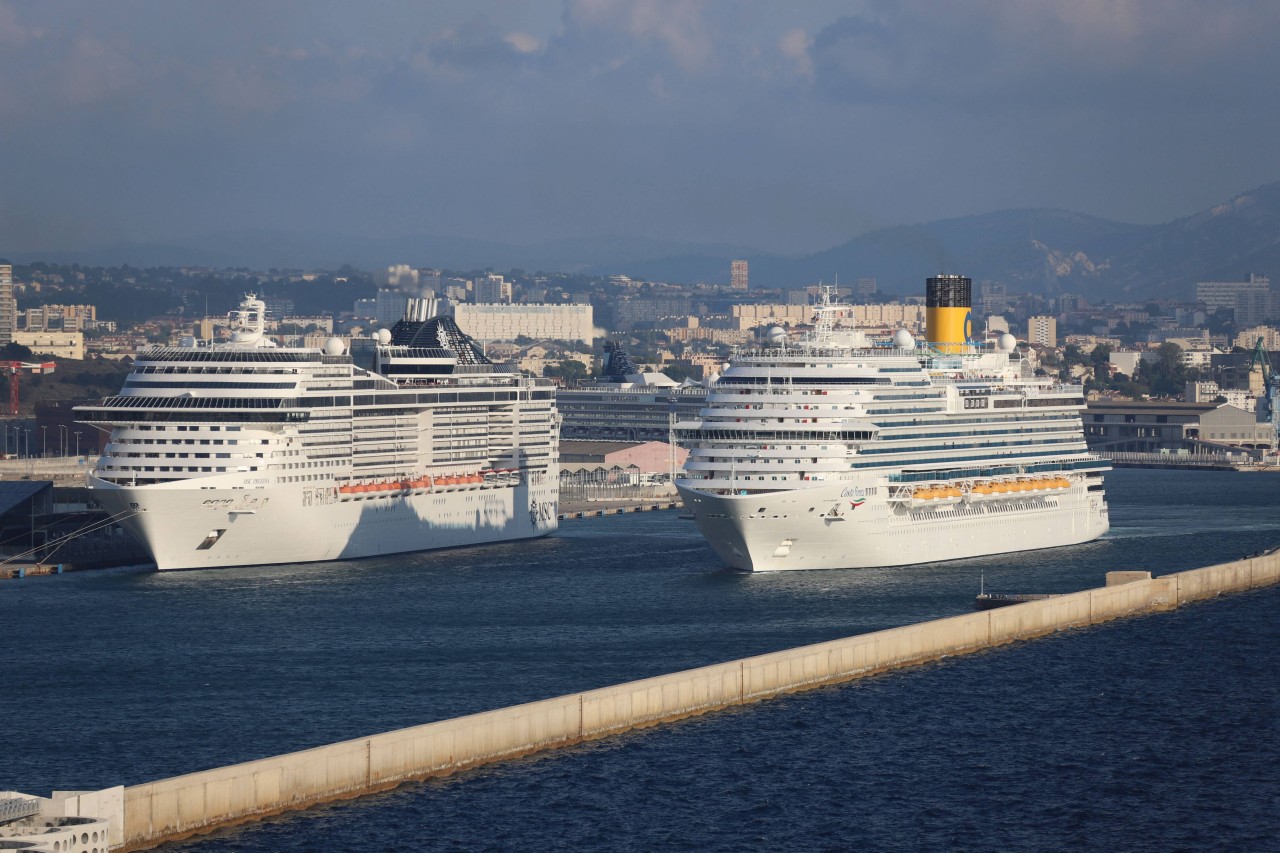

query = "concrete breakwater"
[119,552,1280,851]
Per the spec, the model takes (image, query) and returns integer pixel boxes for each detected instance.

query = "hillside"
[602,182,1280,301]
[5,180,1279,303]
[17,357,131,418]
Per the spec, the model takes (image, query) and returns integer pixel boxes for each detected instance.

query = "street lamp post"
[41,426,47,458]
[59,425,67,457]
[75,430,81,459]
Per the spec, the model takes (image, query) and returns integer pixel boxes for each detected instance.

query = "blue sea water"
[3,468,1279,851]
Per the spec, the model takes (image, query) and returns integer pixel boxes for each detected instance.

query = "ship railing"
[730,346,903,361]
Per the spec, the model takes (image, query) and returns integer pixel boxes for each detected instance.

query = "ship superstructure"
[675,277,1109,571]
[558,341,708,442]
[77,295,558,570]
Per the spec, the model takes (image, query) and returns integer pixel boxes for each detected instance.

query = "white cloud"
[60,35,139,106]
[778,28,812,79]
[0,0,45,46]
[565,0,712,72]
[504,31,541,54]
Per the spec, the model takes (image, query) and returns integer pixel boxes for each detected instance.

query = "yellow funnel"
[926,275,973,353]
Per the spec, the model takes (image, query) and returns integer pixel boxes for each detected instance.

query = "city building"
[418,268,442,291]
[474,273,512,303]
[1196,273,1269,313]
[1185,380,1253,411]
[1084,400,1274,453]
[1084,401,1212,453]
[664,325,753,345]
[1234,288,1277,327]
[0,264,15,345]
[1027,315,1058,347]
[1199,405,1275,449]
[376,264,434,327]
[856,277,877,298]
[1234,325,1280,351]
[613,296,693,331]
[12,330,84,359]
[1108,349,1145,377]
[730,260,748,291]
[22,304,97,332]
[278,315,335,334]
[980,281,1009,316]
[453,303,594,344]
[730,304,811,328]
[558,439,689,481]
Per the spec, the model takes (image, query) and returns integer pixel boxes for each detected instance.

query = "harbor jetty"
[105,550,1279,850]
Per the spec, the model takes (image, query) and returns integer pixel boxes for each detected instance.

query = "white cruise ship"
[675,276,1109,572]
[76,295,558,571]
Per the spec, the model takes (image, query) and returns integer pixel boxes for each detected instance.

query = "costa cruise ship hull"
[675,278,1110,572]
[678,479,1108,572]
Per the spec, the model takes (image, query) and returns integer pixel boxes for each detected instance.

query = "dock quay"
[91,550,1280,851]
[558,498,681,519]
[1105,451,1279,472]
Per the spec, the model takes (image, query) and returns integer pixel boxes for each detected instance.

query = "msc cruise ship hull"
[94,476,559,571]
[677,482,1109,572]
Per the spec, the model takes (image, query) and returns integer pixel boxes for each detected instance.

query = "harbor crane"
[2,359,56,416]
[1249,338,1280,438]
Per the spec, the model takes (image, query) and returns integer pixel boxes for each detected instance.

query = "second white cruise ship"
[675,276,1109,572]
[77,295,559,571]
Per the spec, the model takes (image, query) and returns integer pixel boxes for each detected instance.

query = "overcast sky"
[1,0,1277,255]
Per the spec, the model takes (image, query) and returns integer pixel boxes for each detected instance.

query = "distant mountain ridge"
[4,182,1278,301]
[606,182,1280,301]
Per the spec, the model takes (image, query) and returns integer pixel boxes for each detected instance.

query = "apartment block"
[453,303,594,343]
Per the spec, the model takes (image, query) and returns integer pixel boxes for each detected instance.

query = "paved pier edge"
[118,552,1280,850]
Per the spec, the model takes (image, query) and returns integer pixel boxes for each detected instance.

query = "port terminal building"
[1084,400,1275,454]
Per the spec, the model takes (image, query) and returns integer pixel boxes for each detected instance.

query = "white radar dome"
[892,329,915,349]
[376,328,392,345]
[179,335,197,348]
[323,337,345,356]
[766,326,787,347]
[998,333,1017,352]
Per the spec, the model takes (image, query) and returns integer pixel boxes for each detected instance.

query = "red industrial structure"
[3,360,56,416]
